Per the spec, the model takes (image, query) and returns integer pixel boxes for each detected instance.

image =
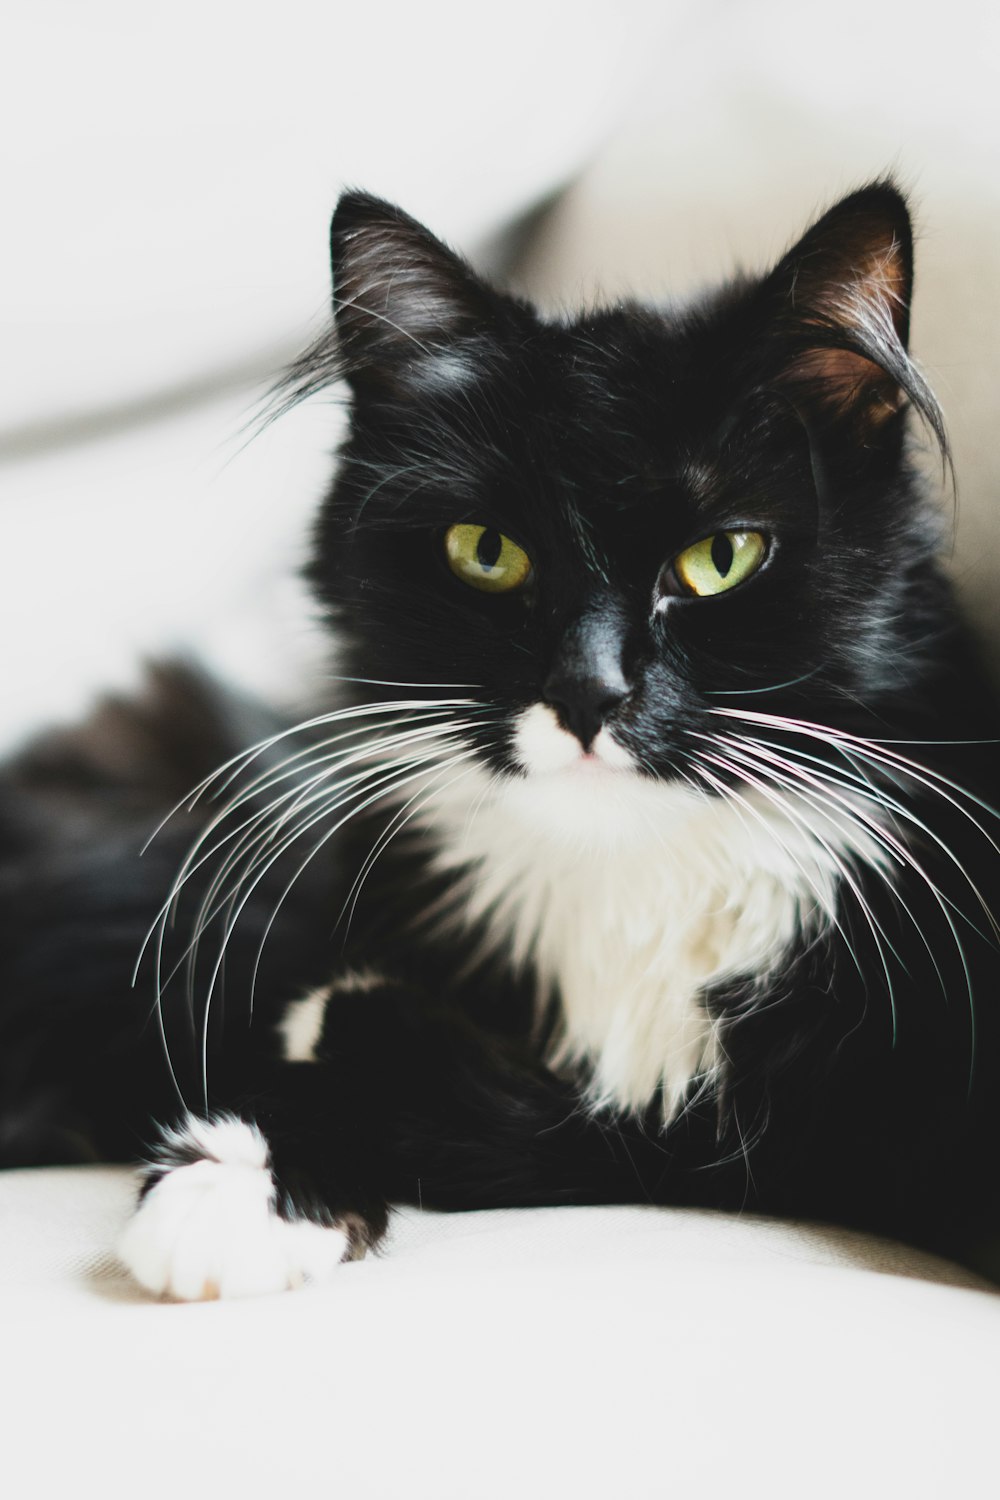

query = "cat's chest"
[424,770,845,1119]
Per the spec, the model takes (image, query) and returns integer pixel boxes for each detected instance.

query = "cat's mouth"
[512,703,636,777]
[497,699,707,850]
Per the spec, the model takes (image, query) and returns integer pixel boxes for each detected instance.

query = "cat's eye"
[671,530,767,598]
[444,524,533,594]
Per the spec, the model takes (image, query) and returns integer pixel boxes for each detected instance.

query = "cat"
[2,181,999,1300]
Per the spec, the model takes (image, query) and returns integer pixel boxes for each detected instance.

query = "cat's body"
[2,183,1000,1298]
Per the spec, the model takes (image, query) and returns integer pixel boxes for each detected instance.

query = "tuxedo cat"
[2,182,998,1299]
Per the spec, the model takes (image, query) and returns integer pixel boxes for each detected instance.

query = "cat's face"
[301,187,944,813]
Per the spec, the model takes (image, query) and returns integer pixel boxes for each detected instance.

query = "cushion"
[2,1165,997,1498]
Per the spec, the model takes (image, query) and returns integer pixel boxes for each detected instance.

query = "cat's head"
[289,184,949,822]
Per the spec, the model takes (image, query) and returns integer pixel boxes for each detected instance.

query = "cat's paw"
[117,1115,350,1301]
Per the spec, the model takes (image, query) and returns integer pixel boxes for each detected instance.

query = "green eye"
[673,530,767,597]
[444,524,533,594]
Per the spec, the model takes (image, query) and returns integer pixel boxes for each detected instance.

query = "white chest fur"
[419,706,876,1121]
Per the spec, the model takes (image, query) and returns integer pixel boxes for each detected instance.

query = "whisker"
[201,698,478,808]
[716,737,951,981]
[246,749,484,1020]
[138,696,477,859]
[712,707,1000,850]
[336,747,499,947]
[705,666,822,697]
[696,747,902,1044]
[686,756,868,996]
[149,747,446,1102]
[715,725,1000,943]
[164,716,456,929]
[135,711,478,987]
[325,675,480,689]
[713,732,981,1087]
[137,695,493,1108]
[214,707,466,809]
[195,746,481,1105]
[177,736,471,1009]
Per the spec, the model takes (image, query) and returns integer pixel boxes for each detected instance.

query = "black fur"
[3,183,1000,1276]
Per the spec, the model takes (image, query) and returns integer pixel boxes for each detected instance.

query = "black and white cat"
[2,182,999,1299]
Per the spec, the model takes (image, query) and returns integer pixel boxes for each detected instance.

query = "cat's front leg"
[117,976,674,1300]
[118,976,400,1300]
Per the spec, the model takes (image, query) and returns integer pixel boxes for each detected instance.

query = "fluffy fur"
[119,1116,351,1299]
[2,181,1000,1298]
[423,703,882,1118]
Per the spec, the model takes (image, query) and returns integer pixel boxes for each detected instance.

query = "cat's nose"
[544,604,631,749]
[543,673,629,748]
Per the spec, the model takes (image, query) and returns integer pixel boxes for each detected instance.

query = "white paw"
[117,1115,350,1301]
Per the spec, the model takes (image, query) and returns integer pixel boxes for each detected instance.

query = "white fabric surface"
[1,1166,997,1499]
[1,1,680,438]
[0,390,335,749]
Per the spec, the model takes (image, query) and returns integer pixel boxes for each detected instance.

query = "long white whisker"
[194,743,488,1105]
[325,675,480,689]
[718,738,948,967]
[712,707,1000,853]
[336,748,497,948]
[717,725,1000,943]
[211,707,465,812]
[698,747,902,1044]
[139,697,493,1110]
[246,749,484,1017]
[150,748,447,1091]
[138,697,475,856]
[686,756,869,997]
[200,698,478,809]
[176,738,470,1011]
[715,733,980,1083]
[202,722,486,938]
[172,762,393,1018]
[135,715,479,992]
[181,743,455,1014]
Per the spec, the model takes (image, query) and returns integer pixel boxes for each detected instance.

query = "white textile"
[1,1166,997,1500]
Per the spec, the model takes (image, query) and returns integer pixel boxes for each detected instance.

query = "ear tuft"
[329,192,496,388]
[781,183,913,346]
[764,183,942,447]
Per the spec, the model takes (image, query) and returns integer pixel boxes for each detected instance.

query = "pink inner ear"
[788,346,905,425]
[786,239,910,425]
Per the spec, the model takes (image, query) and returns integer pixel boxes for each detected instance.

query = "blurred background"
[3,0,999,753]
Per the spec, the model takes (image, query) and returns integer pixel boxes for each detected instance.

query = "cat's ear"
[760,183,940,445]
[329,192,498,393]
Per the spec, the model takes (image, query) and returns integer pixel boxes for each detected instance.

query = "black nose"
[543,603,631,749]
[543,673,628,748]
